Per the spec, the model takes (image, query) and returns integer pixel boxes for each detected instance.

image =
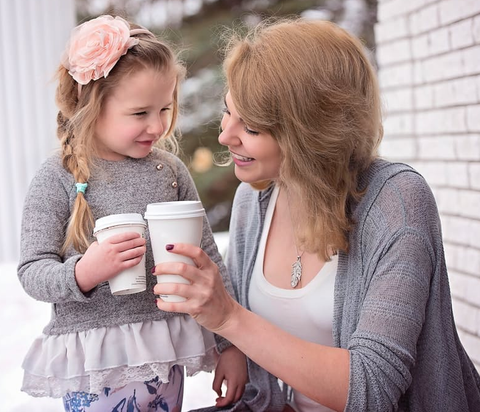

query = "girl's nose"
[148,114,166,136]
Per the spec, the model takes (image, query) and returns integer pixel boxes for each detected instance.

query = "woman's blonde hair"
[223,18,383,260]
[57,22,185,254]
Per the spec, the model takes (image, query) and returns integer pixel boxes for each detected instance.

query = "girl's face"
[219,92,282,183]
[94,68,177,161]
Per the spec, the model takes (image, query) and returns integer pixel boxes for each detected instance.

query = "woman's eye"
[222,107,231,115]
[244,126,259,135]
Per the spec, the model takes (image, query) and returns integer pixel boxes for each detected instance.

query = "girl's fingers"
[107,231,143,244]
[235,385,245,402]
[212,373,224,398]
[119,245,146,262]
[105,233,146,254]
[222,382,236,405]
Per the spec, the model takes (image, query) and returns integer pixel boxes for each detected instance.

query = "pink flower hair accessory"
[62,15,150,87]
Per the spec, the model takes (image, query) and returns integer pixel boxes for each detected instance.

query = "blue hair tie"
[75,182,88,194]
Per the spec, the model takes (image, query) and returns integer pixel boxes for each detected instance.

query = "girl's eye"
[222,107,231,115]
[244,126,259,136]
[134,111,147,116]
[161,107,171,112]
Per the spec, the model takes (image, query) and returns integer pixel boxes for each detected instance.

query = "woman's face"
[219,92,282,184]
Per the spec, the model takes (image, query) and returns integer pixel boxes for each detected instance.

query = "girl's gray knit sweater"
[17,148,232,352]
[195,159,480,411]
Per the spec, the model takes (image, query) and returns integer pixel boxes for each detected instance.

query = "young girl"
[18,15,246,411]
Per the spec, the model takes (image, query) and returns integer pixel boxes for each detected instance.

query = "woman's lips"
[231,151,254,162]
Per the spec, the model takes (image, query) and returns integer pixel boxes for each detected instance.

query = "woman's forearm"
[217,300,350,412]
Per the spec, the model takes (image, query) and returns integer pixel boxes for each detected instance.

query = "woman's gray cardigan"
[196,159,480,411]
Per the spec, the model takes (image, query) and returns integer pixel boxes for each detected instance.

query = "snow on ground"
[0,262,218,411]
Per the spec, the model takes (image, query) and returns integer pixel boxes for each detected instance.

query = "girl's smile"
[94,68,177,161]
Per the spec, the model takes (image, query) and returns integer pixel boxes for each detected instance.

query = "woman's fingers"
[154,279,192,299]
[153,259,213,286]
[160,243,212,269]
[152,242,239,333]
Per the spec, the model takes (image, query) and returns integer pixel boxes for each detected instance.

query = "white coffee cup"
[144,201,205,302]
[93,213,147,296]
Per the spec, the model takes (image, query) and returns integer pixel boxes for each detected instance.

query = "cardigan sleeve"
[345,227,434,410]
[17,158,95,304]
[344,170,440,411]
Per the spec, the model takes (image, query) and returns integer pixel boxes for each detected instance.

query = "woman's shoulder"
[234,182,274,203]
[233,182,255,200]
[358,159,440,240]
[365,159,435,208]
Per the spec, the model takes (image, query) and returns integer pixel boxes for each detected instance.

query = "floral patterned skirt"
[62,365,183,412]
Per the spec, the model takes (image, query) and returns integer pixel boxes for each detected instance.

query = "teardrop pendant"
[291,255,302,288]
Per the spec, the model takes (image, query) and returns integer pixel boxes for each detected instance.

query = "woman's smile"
[230,150,255,165]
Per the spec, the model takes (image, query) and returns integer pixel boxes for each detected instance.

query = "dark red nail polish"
[151,267,156,273]
[166,244,174,251]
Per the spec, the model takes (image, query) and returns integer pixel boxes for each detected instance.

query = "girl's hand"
[75,232,146,292]
[213,346,248,407]
[152,243,239,334]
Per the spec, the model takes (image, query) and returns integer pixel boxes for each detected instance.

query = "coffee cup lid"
[93,213,146,234]
[144,201,205,219]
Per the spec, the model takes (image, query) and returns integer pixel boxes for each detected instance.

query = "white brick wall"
[376,0,480,372]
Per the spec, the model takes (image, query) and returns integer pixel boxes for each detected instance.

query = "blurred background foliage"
[76,0,377,232]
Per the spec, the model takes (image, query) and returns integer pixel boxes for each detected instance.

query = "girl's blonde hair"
[57,22,185,254]
[223,18,383,260]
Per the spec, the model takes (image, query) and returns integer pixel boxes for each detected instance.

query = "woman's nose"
[218,118,240,146]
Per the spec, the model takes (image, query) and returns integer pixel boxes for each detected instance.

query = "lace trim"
[22,348,217,398]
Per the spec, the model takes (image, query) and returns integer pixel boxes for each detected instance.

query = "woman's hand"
[152,243,239,334]
[152,246,350,411]
[213,346,248,407]
[75,232,146,292]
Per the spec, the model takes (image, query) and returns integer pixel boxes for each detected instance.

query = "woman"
[152,19,480,411]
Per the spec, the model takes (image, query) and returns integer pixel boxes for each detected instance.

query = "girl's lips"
[136,140,155,147]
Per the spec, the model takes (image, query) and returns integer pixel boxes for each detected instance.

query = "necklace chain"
[285,189,303,288]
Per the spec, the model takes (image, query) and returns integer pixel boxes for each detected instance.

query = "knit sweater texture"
[195,159,480,411]
[17,148,232,352]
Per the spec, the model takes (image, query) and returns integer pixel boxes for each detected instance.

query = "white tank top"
[248,185,337,412]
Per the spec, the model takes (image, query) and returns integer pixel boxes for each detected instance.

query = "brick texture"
[377,0,480,372]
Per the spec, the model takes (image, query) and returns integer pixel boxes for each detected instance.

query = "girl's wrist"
[74,258,95,293]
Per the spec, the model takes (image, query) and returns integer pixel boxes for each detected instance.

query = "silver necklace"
[286,191,304,288]
[291,245,305,288]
